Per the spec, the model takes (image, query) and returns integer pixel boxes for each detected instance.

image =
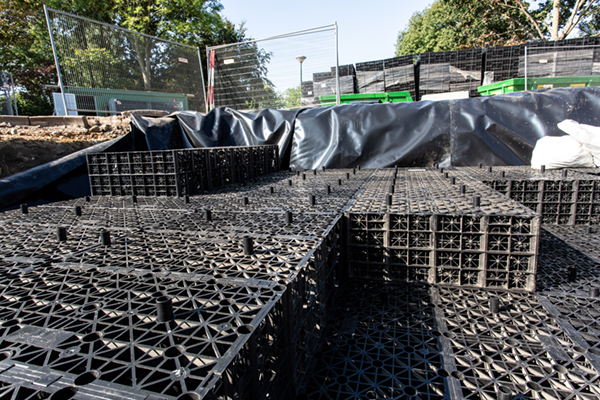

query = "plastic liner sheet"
[1,87,600,210]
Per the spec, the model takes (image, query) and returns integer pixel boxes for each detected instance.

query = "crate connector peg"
[497,386,512,400]
[357,165,361,170]
[204,209,212,222]
[500,171,506,178]
[473,196,481,208]
[285,211,293,225]
[313,169,317,175]
[540,165,546,173]
[302,173,306,180]
[322,166,326,171]
[100,230,111,247]
[567,266,577,282]
[74,206,82,216]
[352,168,356,175]
[20,204,28,214]
[386,194,393,206]
[478,163,483,168]
[288,179,293,186]
[327,185,331,195]
[56,227,67,242]
[390,185,395,194]
[85,196,90,202]
[586,226,593,234]
[296,170,300,176]
[243,236,253,256]
[444,172,449,178]
[269,186,274,194]
[460,184,466,194]
[562,169,568,178]
[338,179,342,186]
[309,194,316,206]
[184,195,190,204]
[243,197,249,205]
[488,166,493,173]
[346,172,350,180]
[489,297,499,314]
[440,167,444,174]
[590,287,599,298]
[156,296,174,322]
[450,177,456,185]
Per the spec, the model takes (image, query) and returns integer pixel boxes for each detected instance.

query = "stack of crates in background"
[355,60,385,94]
[301,81,315,106]
[418,49,482,99]
[383,55,416,101]
[311,66,356,104]
[345,168,540,290]
[457,166,600,225]
[87,145,279,197]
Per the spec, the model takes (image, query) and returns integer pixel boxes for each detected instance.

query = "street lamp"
[296,55,306,86]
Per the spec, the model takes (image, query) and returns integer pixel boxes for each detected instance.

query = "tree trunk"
[551,0,560,40]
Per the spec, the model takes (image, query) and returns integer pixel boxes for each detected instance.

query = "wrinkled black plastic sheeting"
[133,87,600,170]
[2,87,600,211]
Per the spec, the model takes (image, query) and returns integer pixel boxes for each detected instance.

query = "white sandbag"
[558,119,600,167]
[531,135,595,170]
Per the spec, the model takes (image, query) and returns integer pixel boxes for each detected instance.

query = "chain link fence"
[207,25,339,110]
[44,7,206,116]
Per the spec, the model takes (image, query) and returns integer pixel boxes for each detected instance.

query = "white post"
[524,46,528,92]
[10,72,18,116]
[197,47,207,114]
[44,5,69,116]
[335,22,340,106]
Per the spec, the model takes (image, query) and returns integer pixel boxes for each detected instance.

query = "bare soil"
[0,116,130,178]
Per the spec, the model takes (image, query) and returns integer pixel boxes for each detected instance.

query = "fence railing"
[44,6,206,116]
[207,24,339,111]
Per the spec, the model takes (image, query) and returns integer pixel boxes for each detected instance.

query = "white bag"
[531,135,595,170]
[557,119,600,167]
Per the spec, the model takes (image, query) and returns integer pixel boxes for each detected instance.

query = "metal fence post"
[524,46,528,92]
[335,22,340,106]
[44,5,68,116]
[197,47,207,114]
[9,73,18,116]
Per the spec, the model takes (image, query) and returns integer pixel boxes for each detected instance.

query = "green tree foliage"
[396,0,600,56]
[280,85,301,109]
[0,0,245,115]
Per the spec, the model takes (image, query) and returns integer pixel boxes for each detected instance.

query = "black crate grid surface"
[2,165,600,399]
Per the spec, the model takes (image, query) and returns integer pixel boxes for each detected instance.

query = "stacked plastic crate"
[87,145,280,197]
[457,166,600,225]
[345,168,540,290]
[0,167,372,400]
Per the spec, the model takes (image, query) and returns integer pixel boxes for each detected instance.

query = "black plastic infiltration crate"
[458,166,600,225]
[345,168,540,290]
[299,279,448,400]
[383,55,416,100]
[418,49,483,99]
[87,145,280,197]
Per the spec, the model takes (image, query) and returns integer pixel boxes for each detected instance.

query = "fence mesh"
[207,25,337,110]
[45,8,206,116]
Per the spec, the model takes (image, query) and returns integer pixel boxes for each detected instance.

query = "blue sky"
[219,0,434,66]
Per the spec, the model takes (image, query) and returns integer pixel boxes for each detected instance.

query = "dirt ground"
[0,116,130,178]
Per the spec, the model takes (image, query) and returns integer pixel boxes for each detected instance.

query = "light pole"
[296,55,306,87]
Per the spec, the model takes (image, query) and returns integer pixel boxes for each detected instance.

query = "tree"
[280,85,301,109]
[396,0,600,56]
[0,0,246,114]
